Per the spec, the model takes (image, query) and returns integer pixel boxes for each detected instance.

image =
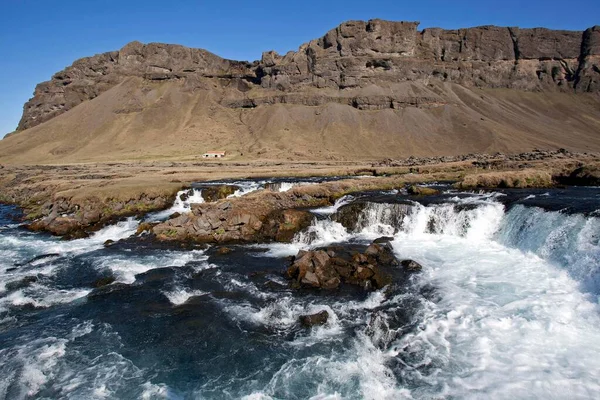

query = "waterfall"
[326,199,600,293]
[336,201,504,240]
[497,204,600,293]
[146,188,204,221]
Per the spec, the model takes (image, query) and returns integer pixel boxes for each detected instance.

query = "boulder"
[215,246,233,255]
[401,259,423,272]
[29,216,83,237]
[5,276,38,291]
[179,189,193,202]
[331,202,368,231]
[200,185,240,202]
[259,209,314,242]
[93,276,116,288]
[406,185,440,196]
[299,310,329,327]
[286,240,406,290]
[154,189,326,244]
[136,222,157,235]
[373,236,394,244]
[365,242,399,267]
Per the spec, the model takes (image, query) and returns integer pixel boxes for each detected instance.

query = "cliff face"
[17,20,600,131]
[17,42,255,130]
[256,21,599,94]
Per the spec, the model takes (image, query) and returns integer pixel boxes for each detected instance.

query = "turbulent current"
[1,182,600,399]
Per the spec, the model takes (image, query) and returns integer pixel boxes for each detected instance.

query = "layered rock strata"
[17,20,600,131]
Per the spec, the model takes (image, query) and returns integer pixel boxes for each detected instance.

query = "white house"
[202,151,226,158]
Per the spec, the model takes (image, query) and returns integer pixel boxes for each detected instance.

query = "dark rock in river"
[299,310,329,327]
[401,260,423,272]
[287,241,406,290]
[215,246,233,255]
[200,185,240,202]
[136,222,158,235]
[178,189,193,202]
[406,185,440,196]
[260,209,314,242]
[5,276,38,292]
[93,276,117,288]
[331,202,368,232]
[14,253,60,267]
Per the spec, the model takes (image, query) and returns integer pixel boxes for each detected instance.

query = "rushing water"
[1,183,600,399]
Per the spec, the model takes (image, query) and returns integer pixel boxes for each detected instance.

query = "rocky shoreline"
[0,151,598,240]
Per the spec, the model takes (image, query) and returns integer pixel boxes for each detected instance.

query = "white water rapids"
[1,188,600,399]
[249,196,600,399]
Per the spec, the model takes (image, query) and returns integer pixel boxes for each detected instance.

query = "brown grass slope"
[1,77,600,164]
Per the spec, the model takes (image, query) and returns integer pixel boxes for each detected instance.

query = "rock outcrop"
[286,241,423,290]
[16,20,600,131]
[299,311,329,327]
[152,188,329,243]
[26,190,178,238]
[199,185,240,202]
[17,42,254,130]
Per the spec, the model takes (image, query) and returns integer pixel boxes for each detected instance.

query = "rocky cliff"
[17,20,600,131]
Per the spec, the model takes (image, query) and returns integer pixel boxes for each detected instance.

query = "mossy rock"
[407,185,440,196]
[201,185,240,202]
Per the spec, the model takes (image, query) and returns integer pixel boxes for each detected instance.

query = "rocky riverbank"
[0,153,599,239]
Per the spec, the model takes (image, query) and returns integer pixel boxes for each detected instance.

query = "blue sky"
[1,0,598,137]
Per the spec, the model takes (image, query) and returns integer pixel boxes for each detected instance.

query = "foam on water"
[163,288,208,305]
[225,295,341,337]
[225,196,600,398]
[0,320,175,399]
[256,217,351,258]
[385,234,600,398]
[2,187,600,398]
[92,249,209,284]
[242,200,600,398]
[0,217,139,317]
[256,331,413,400]
[1,286,90,311]
[312,195,354,216]
[229,181,264,197]
[147,188,204,221]
[271,181,317,192]
[346,201,505,242]
[497,205,600,294]
[141,382,183,400]
[0,217,139,260]
[294,219,351,247]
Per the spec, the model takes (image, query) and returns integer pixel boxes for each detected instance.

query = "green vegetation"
[164,229,179,237]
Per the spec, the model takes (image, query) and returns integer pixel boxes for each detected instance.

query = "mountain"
[1,20,599,164]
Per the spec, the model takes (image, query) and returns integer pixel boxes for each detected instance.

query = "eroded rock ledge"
[2,151,598,239]
[17,20,600,131]
[153,186,333,243]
